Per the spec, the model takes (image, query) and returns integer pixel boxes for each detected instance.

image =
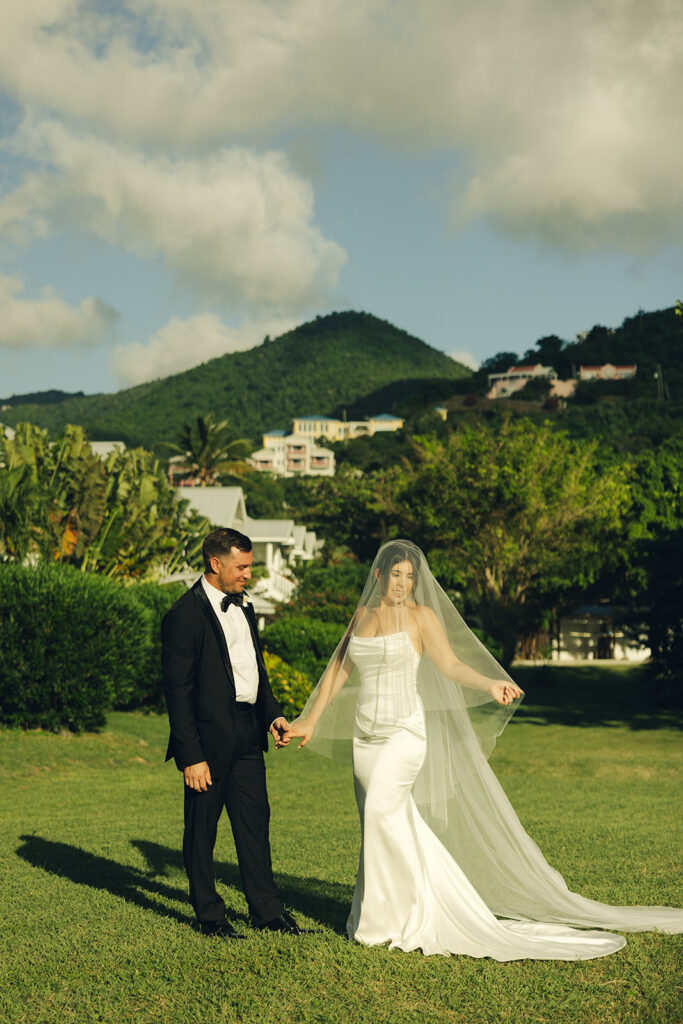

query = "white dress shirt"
[201,576,259,704]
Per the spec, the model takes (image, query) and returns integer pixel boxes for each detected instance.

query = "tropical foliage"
[164,412,251,484]
[0,423,208,579]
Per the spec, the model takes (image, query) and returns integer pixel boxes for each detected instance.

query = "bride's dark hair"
[375,541,421,594]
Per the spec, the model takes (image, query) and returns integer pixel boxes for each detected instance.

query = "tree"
[522,335,572,378]
[166,413,251,485]
[295,463,407,562]
[611,436,683,697]
[400,420,631,664]
[0,423,208,579]
[479,352,519,374]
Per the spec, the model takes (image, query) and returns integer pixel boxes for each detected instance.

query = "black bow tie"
[221,592,244,612]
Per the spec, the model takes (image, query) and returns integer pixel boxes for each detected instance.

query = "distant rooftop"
[265,429,287,436]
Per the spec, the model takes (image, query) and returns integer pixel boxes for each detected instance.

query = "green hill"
[1,312,471,450]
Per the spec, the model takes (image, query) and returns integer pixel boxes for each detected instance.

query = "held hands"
[489,681,524,706]
[270,717,291,748]
[184,761,212,792]
[284,719,315,749]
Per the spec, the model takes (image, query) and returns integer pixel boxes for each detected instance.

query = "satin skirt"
[347,713,626,960]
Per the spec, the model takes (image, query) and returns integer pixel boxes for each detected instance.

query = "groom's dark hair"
[203,527,252,572]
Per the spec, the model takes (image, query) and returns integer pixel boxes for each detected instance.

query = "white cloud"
[450,350,479,372]
[0,273,118,349]
[112,313,297,385]
[1,1,683,248]
[0,119,346,311]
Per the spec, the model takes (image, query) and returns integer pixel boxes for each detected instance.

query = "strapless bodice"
[348,631,421,733]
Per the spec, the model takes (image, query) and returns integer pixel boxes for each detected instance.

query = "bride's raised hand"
[286,718,316,748]
[489,680,524,706]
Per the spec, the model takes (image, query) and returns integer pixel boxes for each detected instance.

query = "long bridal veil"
[295,540,683,934]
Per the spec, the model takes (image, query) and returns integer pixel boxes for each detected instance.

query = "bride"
[286,540,683,961]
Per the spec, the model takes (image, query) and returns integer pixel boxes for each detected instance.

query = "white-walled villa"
[487,363,638,401]
[250,413,405,477]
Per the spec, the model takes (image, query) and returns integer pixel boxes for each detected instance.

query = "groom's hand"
[270,717,290,748]
[184,761,212,792]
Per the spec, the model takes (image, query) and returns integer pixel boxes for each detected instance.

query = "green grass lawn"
[1,666,681,1024]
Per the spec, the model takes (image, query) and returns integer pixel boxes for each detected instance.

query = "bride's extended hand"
[488,681,524,706]
[285,718,316,748]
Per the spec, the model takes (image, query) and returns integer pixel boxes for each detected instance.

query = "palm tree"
[166,413,252,485]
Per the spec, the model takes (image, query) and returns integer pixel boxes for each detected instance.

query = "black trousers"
[182,703,283,926]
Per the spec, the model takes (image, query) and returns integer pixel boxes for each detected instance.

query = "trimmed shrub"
[120,580,187,709]
[0,563,148,732]
[263,651,313,717]
[261,615,346,682]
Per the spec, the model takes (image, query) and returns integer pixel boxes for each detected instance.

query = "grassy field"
[1,665,681,1024]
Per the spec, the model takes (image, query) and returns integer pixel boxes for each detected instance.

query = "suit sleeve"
[262,669,284,727]
[248,608,284,726]
[161,604,205,769]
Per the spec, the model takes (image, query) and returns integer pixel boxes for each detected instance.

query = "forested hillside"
[1,312,470,449]
[428,304,683,450]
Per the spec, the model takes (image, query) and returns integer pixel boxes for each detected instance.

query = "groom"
[162,527,300,938]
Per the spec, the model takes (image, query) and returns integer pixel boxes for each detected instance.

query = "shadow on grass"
[510,665,683,731]
[15,835,351,932]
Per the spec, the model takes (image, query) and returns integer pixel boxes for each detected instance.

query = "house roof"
[245,518,296,543]
[295,415,336,422]
[176,486,248,527]
[371,413,401,420]
[264,429,287,436]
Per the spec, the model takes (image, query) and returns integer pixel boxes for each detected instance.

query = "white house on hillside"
[486,364,558,399]
[292,413,404,440]
[250,412,404,477]
[579,364,637,382]
[175,485,321,613]
[250,431,335,477]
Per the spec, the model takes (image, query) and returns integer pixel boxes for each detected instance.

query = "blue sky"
[1,1,682,398]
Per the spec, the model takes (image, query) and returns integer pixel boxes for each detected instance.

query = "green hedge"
[0,564,147,732]
[261,615,346,683]
[120,580,187,709]
[0,564,321,731]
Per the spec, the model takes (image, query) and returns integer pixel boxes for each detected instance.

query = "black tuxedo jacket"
[161,578,283,773]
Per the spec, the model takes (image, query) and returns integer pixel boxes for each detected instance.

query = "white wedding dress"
[346,631,630,961]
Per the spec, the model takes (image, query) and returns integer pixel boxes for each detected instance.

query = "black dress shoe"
[257,911,301,935]
[194,919,245,939]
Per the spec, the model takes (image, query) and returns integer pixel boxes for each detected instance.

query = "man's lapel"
[192,579,236,695]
